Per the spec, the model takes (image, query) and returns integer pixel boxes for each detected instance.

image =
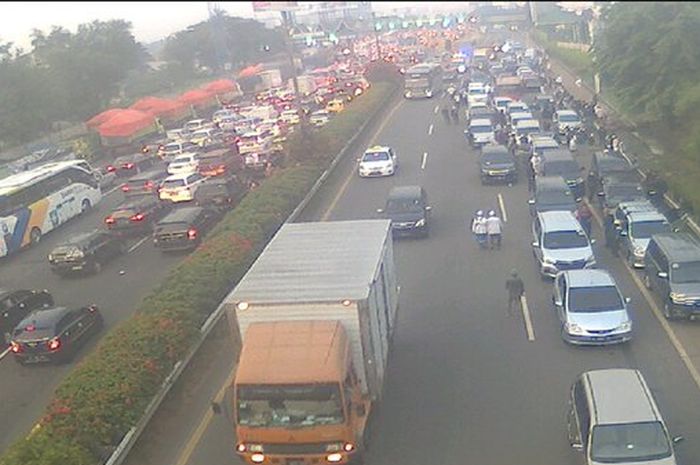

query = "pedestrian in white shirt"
[471,210,488,249]
[486,210,503,249]
[531,153,543,177]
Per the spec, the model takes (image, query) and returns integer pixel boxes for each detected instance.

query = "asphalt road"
[0,184,190,452]
[159,95,700,465]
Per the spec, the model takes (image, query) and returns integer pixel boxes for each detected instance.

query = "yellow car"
[326,99,345,113]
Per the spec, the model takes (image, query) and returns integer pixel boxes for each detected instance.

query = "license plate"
[27,355,49,363]
[72,265,83,271]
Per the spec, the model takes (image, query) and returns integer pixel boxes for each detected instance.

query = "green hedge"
[0,80,397,465]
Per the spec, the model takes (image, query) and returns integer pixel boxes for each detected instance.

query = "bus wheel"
[30,227,42,245]
[81,199,92,213]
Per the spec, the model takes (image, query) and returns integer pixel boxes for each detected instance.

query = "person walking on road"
[486,210,503,250]
[506,269,525,316]
[604,214,619,257]
[576,203,593,237]
[471,210,488,249]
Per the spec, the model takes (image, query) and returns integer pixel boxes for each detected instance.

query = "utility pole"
[281,9,310,145]
[372,12,382,61]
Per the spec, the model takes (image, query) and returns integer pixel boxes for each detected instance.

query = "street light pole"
[372,12,382,60]
[281,9,310,145]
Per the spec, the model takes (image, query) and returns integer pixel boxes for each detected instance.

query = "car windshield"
[237,384,344,428]
[469,88,486,95]
[671,261,700,284]
[162,179,185,188]
[386,198,422,213]
[482,152,512,165]
[559,113,580,122]
[543,230,588,249]
[630,220,671,239]
[164,144,180,153]
[568,286,623,312]
[516,125,539,136]
[363,151,390,162]
[607,185,644,200]
[471,125,492,133]
[544,160,579,176]
[538,189,573,207]
[590,422,671,463]
[405,78,428,88]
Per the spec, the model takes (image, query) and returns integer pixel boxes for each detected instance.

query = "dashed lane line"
[521,295,536,342]
[421,152,428,170]
[433,105,439,114]
[497,193,508,222]
[428,124,434,135]
[0,347,9,361]
[127,236,150,254]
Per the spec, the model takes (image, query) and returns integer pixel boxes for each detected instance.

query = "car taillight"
[88,305,98,313]
[106,166,116,172]
[145,181,154,190]
[188,228,197,240]
[217,164,226,173]
[105,216,116,225]
[123,163,135,169]
[130,213,145,222]
[121,184,130,192]
[10,341,21,353]
[47,337,61,351]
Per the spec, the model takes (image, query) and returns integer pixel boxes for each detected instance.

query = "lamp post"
[280,9,310,146]
[372,12,382,61]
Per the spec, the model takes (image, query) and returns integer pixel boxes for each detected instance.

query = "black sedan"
[104,197,170,236]
[10,305,103,365]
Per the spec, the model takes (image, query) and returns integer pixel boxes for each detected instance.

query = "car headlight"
[405,91,412,98]
[565,322,585,335]
[585,255,596,264]
[670,292,686,304]
[542,257,555,266]
[415,218,426,227]
[618,320,632,332]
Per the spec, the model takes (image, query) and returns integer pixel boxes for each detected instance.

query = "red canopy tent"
[130,96,190,122]
[202,79,242,101]
[238,64,264,78]
[86,108,124,129]
[178,89,217,109]
[97,109,157,146]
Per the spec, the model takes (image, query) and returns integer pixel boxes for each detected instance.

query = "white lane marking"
[521,295,536,341]
[586,198,700,391]
[497,193,508,222]
[421,152,428,170]
[0,347,9,360]
[428,124,434,135]
[624,261,700,391]
[433,105,439,114]
[321,98,405,221]
[127,236,150,253]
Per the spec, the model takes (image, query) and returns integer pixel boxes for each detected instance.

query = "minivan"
[378,185,431,238]
[529,176,577,215]
[480,145,517,184]
[121,168,170,198]
[644,233,700,320]
[467,118,495,147]
[532,210,596,278]
[568,369,682,465]
[540,149,585,200]
[553,270,632,345]
[619,210,672,268]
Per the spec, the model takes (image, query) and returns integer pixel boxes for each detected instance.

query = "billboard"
[252,1,298,11]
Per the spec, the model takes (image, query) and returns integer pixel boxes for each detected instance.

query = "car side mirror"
[425,206,432,211]
[571,442,584,452]
[532,241,540,248]
[619,230,628,237]
[18,303,25,309]
[590,239,597,244]
[658,271,668,279]
[355,404,367,417]
[376,208,384,214]
[528,199,535,205]
[553,296,562,307]
[597,191,605,197]
[673,227,680,233]
[672,435,685,444]
[625,297,632,303]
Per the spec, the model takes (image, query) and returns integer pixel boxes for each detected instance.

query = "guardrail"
[100,83,399,465]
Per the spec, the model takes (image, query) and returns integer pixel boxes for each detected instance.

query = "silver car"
[553,269,632,345]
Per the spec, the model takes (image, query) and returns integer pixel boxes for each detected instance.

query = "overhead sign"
[252,1,298,12]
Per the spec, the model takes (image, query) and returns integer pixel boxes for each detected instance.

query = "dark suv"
[194,176,246,211]
[105,196,170,236]
[153,207,219,252]
[378,185,431,238]
[1,289,54,344]
[48,230,127,276]
[10,305,103,365]
[121,168,170,197]
[480,145,517,184]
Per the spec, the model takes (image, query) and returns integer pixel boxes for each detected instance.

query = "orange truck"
[221,220,399,465]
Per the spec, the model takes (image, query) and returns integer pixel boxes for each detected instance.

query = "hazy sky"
[0,2,446,50]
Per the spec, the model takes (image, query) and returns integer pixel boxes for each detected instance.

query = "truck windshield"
[237,384,344,428]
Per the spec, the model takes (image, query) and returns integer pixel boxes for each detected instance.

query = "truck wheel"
[29,227,42,245]
[663,301,676,320]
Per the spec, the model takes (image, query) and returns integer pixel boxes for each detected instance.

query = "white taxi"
[358,145,398,178]
[159,173,205,203]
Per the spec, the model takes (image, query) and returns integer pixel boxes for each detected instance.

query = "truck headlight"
[251,453,265,463]
[565,322,585,335]
[327,453,343,463]
[585,255,596,265]
[618,321,632,332]
[415,218,426,227]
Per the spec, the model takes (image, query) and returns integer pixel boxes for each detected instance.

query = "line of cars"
[475,37,688,464]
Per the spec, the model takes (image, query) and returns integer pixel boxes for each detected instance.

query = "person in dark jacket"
[506,269,525,316]
[604,214,619,257]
